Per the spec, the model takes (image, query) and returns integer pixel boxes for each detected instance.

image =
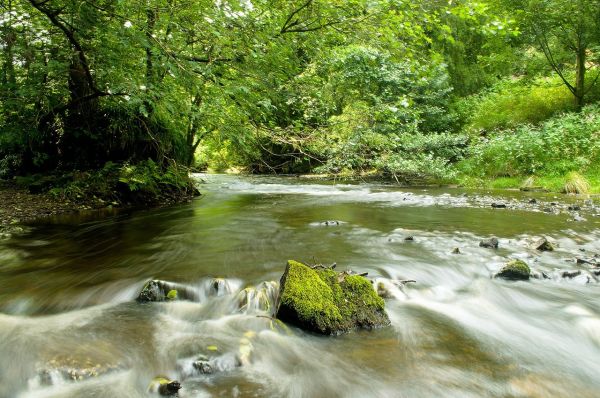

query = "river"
[0,174,599,397]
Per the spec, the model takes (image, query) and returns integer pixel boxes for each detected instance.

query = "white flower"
[124,21,132,28]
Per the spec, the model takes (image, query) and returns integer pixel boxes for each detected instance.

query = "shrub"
[458,104,600,179]
[459,76,580,133]
[45,160,196,205]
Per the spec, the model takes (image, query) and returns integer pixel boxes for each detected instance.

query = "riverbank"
[0,162,200,237]
[0,182,89,237]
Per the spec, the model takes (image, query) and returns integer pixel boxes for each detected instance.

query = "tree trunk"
[575,45,586,111]
[61,55,99,165]
[1,28,17,87]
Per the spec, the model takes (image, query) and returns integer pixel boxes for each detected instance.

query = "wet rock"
[568,205,581,211]
[528,198,537,204]
[137,280,176,302]
[451,247,461,254]
[572,273,593,285]
[479,237,499,249]
[192,360,213,374]
[276,260,390,335]
[321,220,340,226]
[210,278,233,296]
[404,236,414,241]
[376,281,394,298]
[562,270,582,279]
[236,281,278,313]
[491,203,507,208]
[531,270,550,279]
[532,237,554,252]
[137,280,195,302]
[576,257,598,266]
[494,259,530,280]
[148,377,181,396]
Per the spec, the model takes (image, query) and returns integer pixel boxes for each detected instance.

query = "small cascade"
[191,277,242,302]
[137,277,242,303]
[373,277,409,300]
[235,281,279,314]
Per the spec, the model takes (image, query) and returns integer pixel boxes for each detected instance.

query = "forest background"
[2,0,600,201]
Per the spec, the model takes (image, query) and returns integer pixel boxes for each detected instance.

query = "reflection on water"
[0,174,599,397]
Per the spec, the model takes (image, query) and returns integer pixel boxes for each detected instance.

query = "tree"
[520,0,600,110]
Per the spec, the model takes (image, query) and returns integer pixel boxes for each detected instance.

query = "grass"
[562,171,591,194]
[458,173,600,194]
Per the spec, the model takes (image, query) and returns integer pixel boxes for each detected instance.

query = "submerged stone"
[276,260,390,335]
[35,357,119,386]
[494,259,530,280]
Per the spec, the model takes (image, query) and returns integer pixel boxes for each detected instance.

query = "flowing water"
[1,174,600,398]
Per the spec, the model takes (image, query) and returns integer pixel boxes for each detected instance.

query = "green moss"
[278,261,342,332]
[166,289,178,300]
[495,259,530,280]
[277,260,389,334]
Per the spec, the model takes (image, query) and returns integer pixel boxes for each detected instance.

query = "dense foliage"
[1,0,600,192]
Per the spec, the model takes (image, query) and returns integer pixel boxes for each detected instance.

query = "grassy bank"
[458,173,600,194]
[453,103,600,194]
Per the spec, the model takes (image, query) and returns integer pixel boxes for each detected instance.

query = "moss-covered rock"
[276,260,390,335]
[494,259,531,280]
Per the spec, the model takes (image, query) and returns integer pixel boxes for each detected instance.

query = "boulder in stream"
[480,237,499,249]
[494,259,530,280]
[148,377,181,396]
[137,280,179,302]
[136,280,199,302]
[532,237,554,252]
[276,260,390,335]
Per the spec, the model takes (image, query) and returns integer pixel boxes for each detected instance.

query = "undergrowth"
[15,160,198,207]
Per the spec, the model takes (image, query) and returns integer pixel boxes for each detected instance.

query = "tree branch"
[280,0,313,34]
[28,0,101,95]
